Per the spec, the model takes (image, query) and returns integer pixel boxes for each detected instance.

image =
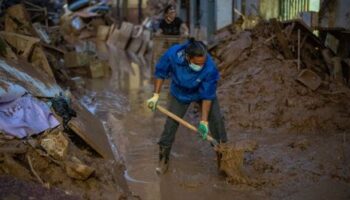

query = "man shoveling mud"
[146,38,228,174]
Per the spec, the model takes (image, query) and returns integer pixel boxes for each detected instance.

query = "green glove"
[198,121,209,140]
[146,93,159,111]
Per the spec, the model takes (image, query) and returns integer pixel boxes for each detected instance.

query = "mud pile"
[211,20,350,135]
[0,129,127,200]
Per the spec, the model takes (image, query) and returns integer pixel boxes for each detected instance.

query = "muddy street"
[78,42,350,200]
[1,1,350,199]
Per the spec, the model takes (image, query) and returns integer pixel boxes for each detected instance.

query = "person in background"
[157,4,189,36]
[147,38,228,174]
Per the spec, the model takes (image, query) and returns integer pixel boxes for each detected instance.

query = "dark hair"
[164,4,175,14]
[185,38,207,58]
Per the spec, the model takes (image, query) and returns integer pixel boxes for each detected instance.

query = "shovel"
[156,105,219,147]
[155,105,249,182]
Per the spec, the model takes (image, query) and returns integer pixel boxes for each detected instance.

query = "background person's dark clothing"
[158,95,228,149]
[159,17,183,35]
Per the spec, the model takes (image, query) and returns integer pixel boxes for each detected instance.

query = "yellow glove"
[147,93,159,111]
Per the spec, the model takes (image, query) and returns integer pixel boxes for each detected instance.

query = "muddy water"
[79,42,350,200]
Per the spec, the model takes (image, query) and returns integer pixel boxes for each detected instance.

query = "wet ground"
[77,42,350,200]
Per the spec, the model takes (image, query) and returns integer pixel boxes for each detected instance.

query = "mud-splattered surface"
[0,130,129,200]
[77,42,350,200]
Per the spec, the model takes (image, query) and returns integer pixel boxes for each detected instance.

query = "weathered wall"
[216,0,233,29]
[320,0,350,29]
[245,0,259,15]
[259,0,279,19]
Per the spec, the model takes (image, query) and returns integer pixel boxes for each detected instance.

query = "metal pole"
[138,0,143,23]
[116,0,120,22]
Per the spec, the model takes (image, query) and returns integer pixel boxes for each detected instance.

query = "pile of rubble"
[0,2,138,199]
[211,19,350,135]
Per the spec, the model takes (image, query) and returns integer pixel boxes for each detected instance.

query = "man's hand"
[198,121,209,140]
[147,93,160,111]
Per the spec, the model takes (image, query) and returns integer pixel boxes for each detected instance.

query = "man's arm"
[201,100,211,122]
[154,79,164,94]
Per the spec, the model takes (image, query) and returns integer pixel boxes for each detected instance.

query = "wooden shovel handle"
[156,105,217,144]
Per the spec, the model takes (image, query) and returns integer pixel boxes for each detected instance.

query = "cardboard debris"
[5,4,33,35]
[96,25,110,41]
[0,32,40,59]
[29,44,55,78]
[75,41,96,53]
[40,131,69,160]
[68,100,115,160]
[89,60,108,78]
[0,36,18,60]
[64,52,92,68]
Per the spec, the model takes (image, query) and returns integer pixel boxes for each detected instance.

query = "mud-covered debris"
[0,32,40,59]
[64,52,92,68]
[51,95,77,130]
[216,144,246,182]
[65,158,95,180]
[1,154,33,180]
[297,69,322,90]
[97,25,110,41]
[0,36,17,60]
[40,131,69,160]
[0,140,27,154]
[252,158,275,173]
[288,139,310,150]
[89,60,108,78]
[4,4,33,35]
[234,140,259,152]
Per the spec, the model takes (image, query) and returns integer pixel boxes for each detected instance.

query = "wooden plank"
[271,19,293,59]
[68,99,115,160]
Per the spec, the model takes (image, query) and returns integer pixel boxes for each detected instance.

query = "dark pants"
[158,95,228,148]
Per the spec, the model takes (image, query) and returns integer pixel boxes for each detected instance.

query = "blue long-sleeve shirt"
[154,41,220,103]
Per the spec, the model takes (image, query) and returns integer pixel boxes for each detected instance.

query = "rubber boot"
[156,146,170,175]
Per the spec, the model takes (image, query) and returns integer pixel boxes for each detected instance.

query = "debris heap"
[210,20,350,135]
[0,2,135,199]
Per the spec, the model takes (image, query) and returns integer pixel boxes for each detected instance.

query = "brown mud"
[75,38,350,200]
[0,128,130,200]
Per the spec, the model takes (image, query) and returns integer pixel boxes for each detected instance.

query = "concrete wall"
[245,0,259,15]
[216,0,233,29]
[127,0,147,8]
[189,0,209,40]
[259,0,279,19]
[320,0,350,29]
